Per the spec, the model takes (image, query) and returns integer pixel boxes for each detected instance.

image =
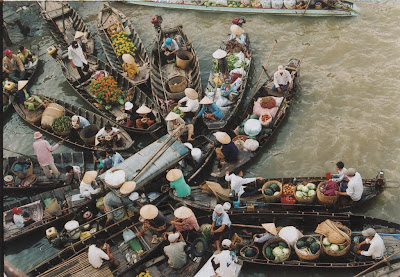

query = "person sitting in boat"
[335,168,363,201]
[24,54,37,70]
[225,39,251,59]
[135,105,156,129]
[178,88,200,118]
[228,24,246,45]
[166,169,191,198]
[211,204,232,253]
[122,101,138,127]
[211,239,238,277]
[279,226,304,248]
[331,161,348,192]
[95,122,121,149]
[355,228,385,262]
[106,149,124,167]
[104,182,138,226]
[3,49,25,82]
[68,40,90,81]
[80,171,103,199]
[166,112,194,142]
[136,204,166,237]
[12,207,35,229]
[216,79,239,107]
[213,49,229,79]
[226,170,263,198]
[252,223,278,244]
[16,80,44,111]
[163,232,187,269]
[169,206,200,236]
[213,132,239,167]
[96,151,112,174]
[122,54,140,80]
[71,115,90,130]
[161,37,180,66]
[272,65,293,93]
[88,239,120,269]
[17,46,37,65]
[194,96,223,122]
[74,31,88,53]
[65,165,81,186]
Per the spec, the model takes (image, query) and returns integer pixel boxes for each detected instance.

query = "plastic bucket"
[79,124,100,146]
[65,220,81,240]
[4,175,14,186]
[176,50,193,70]
[191,148,202,163]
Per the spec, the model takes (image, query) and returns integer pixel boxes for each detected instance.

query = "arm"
[214,224,226,234]
[3,57,9,73]
[45,140,60,152]
[178,97,188,104]
[195,105,206,118]
[225,173,232,182]
[171,40,180,54]
[240,177,257,186]
[273,72,280,88]
[360,241,375,256]
[99,248,110,261]
[16,56,24,72]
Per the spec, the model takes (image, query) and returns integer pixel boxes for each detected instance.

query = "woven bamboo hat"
[262,223,277,235]
[185,88,198,100]
[212,49,227,59]
[140,204,159,220]
[74,31,85,39]
[82,171,97,184]
[214,132,231,144]
[166,169,183,182]
[174,206,193,219]
[165,112,180,121]
[199,96,213,105]
[136,105,152,114]
[18,80,28,90]
[230,24,243,36]
[122,54,135,64]
[120,181,136,194]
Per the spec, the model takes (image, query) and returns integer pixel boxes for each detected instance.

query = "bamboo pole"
[302,0,313,17]
[354,250,400,277]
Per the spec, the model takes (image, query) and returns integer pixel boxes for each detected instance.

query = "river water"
[3,1,400,276]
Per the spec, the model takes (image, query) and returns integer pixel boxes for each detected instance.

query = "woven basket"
[294,236,321,262]
[168,76,188,93]
[240,245,259,259]
[262,181,282,203]
[104,169,126,189]
[315,220,351,245]
[262,237,291,263]
[321,235,351,257]
[176,50,193,70]
[316,181,338,207]
[11,159,33,179]
[41,103,65,130]
[294,182,317,204]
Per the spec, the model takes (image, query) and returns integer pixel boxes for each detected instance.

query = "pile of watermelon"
[296,237,321,256]
[264,240,290,262]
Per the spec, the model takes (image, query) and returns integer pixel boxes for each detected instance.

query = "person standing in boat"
[226,170,263,198]
[213,132,239,167]
[211,239,238,277]
[272,65,293,93]
[355,228,385,262]
[335,168,363,201]
[16,80,44,111]
[166,112,195,142]
[210,204,232,253]
[33,132,62,179]
[80,171,102,199]
[122,54,140,79]
[163,232,187,269]
[3,49,25,82]
[169,206,200,236]
[68,40,90,81]
[194,96,223,122]
[136,204,166,237]
[213,49,229,79]
[74,31,88,53]
[161,37,180,66]
[106,149,124,167]
[331,161,348,192]
[178,88,200,119]
[95,122,121,149]
[12,207,35,229]
[135,105,156,129]
[88,239,120,269]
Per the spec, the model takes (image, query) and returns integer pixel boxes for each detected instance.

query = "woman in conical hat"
[178,88,200,117]
[136,204,167,237]
[16,80,44,111]
[213,132,239,165]
[170,206,200,234]
[193,96,223,122]
[122,54,140,79]
[166,112,194,142]
[80,171,102,199]
[135,105,156,129]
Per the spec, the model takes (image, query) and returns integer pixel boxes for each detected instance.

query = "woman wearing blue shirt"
[193,96,223,122]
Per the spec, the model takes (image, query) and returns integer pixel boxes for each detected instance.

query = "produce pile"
[263,182,280,196]
[172,106,184,118]
[281,184,296,203]
[52,116,71,134]
[264,241,290,262]
[212,54,240,73]
[296,237,321,256]
[111,31,136,57]
[204,0,262,8]
[89,76,126,110]
[322,237,347,252]
[295,183,316,199]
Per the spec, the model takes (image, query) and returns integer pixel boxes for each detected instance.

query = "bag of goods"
[316,181,339,206]
[41,103,65,130]
[260,0,272,8]
[284,0,296,9]
[52,116,72,136]
[231,77,243,90]
[271,0,284,8]
[262,180,282,202]
[263,238,291,262]
[259,113,272,127]
[104,169,126,188]
[244,139,259,152]
[244,119,262,137]
[295,236,321,261]
[240,245,259,259]
[294,182,316,203]
[233,135,248,151]
[281,184,296,204]
[260,96,276,109]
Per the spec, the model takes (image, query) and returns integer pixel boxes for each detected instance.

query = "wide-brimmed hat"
[214,132,231,144]
[120,181,136,195]
[124,101,133,111]
[168,233,180,243]
[33,132,42,139]
[174,206,193,219]
[222,239,232,248]
[345,168,356,176]
[18,80,28,90]
[122,54,135,64]
[166,169,183,182]
[185,88,198,100]
[214,204,224,214]
[362,228,376,237]
[82,171,97,184]
[140,204,159,220]
[74,31,85,39]
[136,105,152,114]
[261,223,277,235]
[199,96,213,105]
[230,24,243,35]
[278,65,284,74]
[71,115,80,126]
[212,49,227,59]
[12,207,22,214]
[129,192,139,201]
[165,112,180,121]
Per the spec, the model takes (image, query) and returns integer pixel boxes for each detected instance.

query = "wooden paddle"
[301,0,313,17]
[354,250,400,277]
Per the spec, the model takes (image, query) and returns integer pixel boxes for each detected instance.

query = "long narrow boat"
[97,4,150,87]
[150,16,202,116]
[195,211,400,269]
[3,185,93,243]
[12,94,134,151]
[3,152,95,195]
[203,22,252,130]
[357,258,400,277]
[36,1,95,55]
[209,58,300,178]
[170,174,386,212]
[125,0,359,17]
[52,51,164,136]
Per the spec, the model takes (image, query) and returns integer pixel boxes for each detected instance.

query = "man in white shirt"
[225,171,263,198]
[178,88,200,116]
[95,123,122,149]
[80,171,102,199]
[71,115,90,130]
[163,232,187,269]
[356,228,385,262]
[88,239,119,269]
[272,65,293,93]
[68,40,89,80]
[212,239,238,277]
[335,168,363,201]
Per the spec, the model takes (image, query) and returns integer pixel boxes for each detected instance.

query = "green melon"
[270,242,278,249]
[279,241,288,248]
[245,247,256,257]
[306,237,315,245]
[265,246,272,258]
[250,114,259,119]
[310,242,320,254]
[264,188,273,196]
[270,183,279,192]
[296,240,306,249]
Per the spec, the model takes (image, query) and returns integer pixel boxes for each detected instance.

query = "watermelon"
[265,246,272,258]
[250,114,259,119]
[270,183,279,192]
[279,241,288,248]
[296,240,305,249]
[310,242,320,254]
[270,242,279,249]
[339,244,345,250]
[306,237,315,245]
[264,188,273,196]
[245,247,256,257]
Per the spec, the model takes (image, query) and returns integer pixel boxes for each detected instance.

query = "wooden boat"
[209,58,300,178]
[53,51,164,136]
[3,185,93,243]
[356,258,400,277]
[150,16,202,116]
[26,204,175,277]
[97,4,150,86]
[3,152,95,195]
[37,1,95,55]
[125,0,359,17]
[203,24,252,130]
[170,174,386,212]
[195,211,400,269]
[194,254,243,277]
[12,94,134,151]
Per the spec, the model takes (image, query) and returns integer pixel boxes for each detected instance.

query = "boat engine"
[151,15,163,30]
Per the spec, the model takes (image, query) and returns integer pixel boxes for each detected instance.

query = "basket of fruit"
[232,135,248,151]
[295,236,321,261]
[262,181,282,203]
[294,182,317,204]
[240,245,259,259]
[52,116,71,136]
[320,236,351,257]
[262,238,291,263]
[280,184,296,204]
[259,113,272,127]
[169,104,184,118]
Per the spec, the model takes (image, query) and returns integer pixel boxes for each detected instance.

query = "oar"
[354,250,400,277]
[301,0,313,17]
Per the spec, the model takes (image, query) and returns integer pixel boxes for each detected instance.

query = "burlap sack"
[44,198,62,217]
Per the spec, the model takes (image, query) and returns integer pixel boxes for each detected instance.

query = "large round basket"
[176,50,193,70]
[104,169,126,189]
[294,183,317,204]
[321,236,351,257]
[41,103,65,130]
[262,181,282,203]
[262,237,291,263]
[294,236,321,262]
[167,76,188,100]
[79,124,100,146]
[240,245,259,260]
[11,159,33,179]
[316,182,339,207]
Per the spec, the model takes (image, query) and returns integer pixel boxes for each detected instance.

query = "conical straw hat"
[136,105,152,114]
[166,169,183,182]
[212,49,227,59]
[74,31,85,39]
[18,80,28,90]
[165,112,180,121]
[120,181,136,194]
[184,88,198,100]
[82,171,97,184]
[230,25,243,35]
[214,132,231,144]
[199,96,213,105]
[262,223,277,235]
[174,206,193,219]
[122,54,135,64]
[140,204,159,220]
